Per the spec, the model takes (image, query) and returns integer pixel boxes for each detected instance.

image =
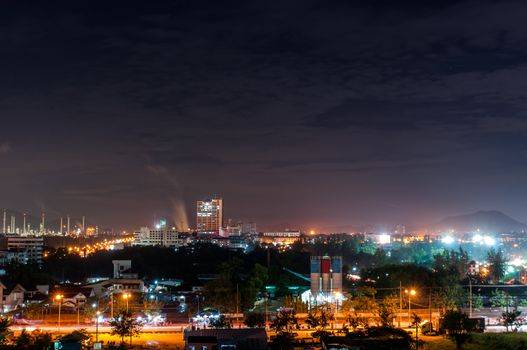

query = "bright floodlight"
[441,236,455,244]
[483,236,495,246]
[379,234,391,245]
[473,234,483,243]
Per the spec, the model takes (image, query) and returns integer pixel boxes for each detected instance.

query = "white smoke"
[146,165,189,231]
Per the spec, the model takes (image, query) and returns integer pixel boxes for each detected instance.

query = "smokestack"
[23,213,26,234]
[10,215,15,233]
[60,217,63,235]
[67,215,70,235]
[2,209,5,234]
[41,211,45,234]
[82,216,85,234]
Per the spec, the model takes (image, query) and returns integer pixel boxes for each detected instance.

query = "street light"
[405,289,416,325]
[55,294,64,334]
[122,293,131,313]
[95,311,101,342]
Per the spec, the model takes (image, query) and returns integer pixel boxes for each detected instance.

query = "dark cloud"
[0,142,10,154]
[2,0,527,230]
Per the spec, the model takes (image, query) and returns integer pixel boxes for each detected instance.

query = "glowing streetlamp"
[405,289,416,325]
[55,294,64,334]
[122,293,131,313]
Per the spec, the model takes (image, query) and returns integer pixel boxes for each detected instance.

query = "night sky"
[2,0,527,232]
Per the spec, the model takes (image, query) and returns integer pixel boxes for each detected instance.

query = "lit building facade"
[5,235,44,266]
[133,227,184,247]
[196,198,223,233]
[258,230,301,246]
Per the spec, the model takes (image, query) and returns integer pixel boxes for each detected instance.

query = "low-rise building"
[258,230,302,246]
[3,284,26,312]
[184,328,267,350]
[133,227,185,247]
[51,286,95,310]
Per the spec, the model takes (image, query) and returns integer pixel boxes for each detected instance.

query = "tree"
[305,304,334,334]
[143,299,164,321]
[82,305,98,321]
[271,309,298,333]
[270,332,295,350]
[0,317,11,344]
[209,314,232,329]
[109,310,143,346]
[411,313,422,347]
[500,309,524,332]
[31,330,53,350]
[244,313,266,328]
[433,248,470,284]
[283,295,308,313]
[23,303,45,320]
[490,289,514,310]
[486,248,508,283]
[15,330,33,350]
[376,294,398,327]
[60,329,91,346]
[441,310,475,350]
[242,263,268,310]
[434,286,465,313]
[351,287,378,312]
[203,258,268,313]
[472,293,483,310]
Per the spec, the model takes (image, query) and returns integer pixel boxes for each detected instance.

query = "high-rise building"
[196,198,223,233]
[5,235,44,266]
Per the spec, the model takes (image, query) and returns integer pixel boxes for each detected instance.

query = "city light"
[441,236,455,244]
[483,236,496,246]
[472,234,496,246]
[378,234,391,245]
[65,237,134,257]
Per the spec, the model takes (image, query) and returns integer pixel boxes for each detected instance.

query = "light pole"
[405,289,416,325]
[55,294,64,334]
[95,311,100,342]
[122,293,131,313]
[264,292,268,330]
[110,291,114,319]
[76,299,80,326]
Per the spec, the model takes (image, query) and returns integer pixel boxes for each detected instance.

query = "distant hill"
[434,210,527,233]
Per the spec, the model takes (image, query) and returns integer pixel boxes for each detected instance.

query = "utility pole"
[264,292,268,329]
[236,283,239,326]
[469,277,473,318]
[399,282,402,328]
[95,311,100,342]
[429,288,432,330]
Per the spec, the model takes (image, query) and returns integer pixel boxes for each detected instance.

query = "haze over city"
[4,2,527,350]
[3,0,527,231]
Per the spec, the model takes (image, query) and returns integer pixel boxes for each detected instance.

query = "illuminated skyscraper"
[196,198,223,233]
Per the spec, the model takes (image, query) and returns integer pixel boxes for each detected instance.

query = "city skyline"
[3,0,527,231]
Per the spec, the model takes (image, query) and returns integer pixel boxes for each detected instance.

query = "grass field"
[422,333,527,350]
